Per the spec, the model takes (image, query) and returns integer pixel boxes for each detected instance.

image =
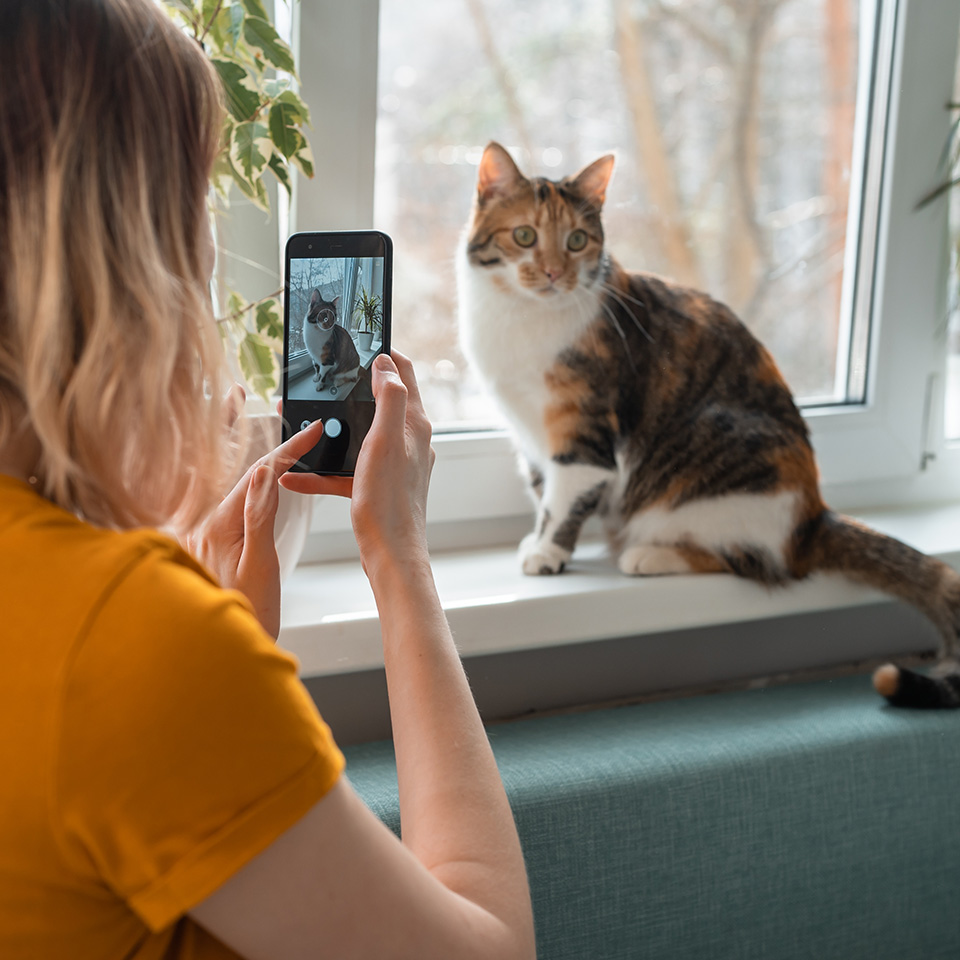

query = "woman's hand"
[184,416,327,639]
[280,351,435,582]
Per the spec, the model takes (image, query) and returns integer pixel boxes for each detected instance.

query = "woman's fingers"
[382,352,430,446]
[241,465,280,558]
[263,416,327,476]
[266,350,422,503]
[224,382,246,431]
[370,354,409,440]
[279,473,354,498]
[390,351,424,410]
[218,417,324,517]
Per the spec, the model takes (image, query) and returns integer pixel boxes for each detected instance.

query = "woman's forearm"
[368,555,535,954]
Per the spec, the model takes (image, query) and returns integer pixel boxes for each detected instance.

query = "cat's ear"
[570,154,616,208]
[332,296,340,307]
[477,142,525,203]
[310,288,321,306]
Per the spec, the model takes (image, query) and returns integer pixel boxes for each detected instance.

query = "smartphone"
[282,230,392,475]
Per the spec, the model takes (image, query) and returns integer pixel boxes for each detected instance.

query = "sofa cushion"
[344,675,960,960]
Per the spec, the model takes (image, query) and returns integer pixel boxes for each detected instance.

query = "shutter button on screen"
[324,417,343,438]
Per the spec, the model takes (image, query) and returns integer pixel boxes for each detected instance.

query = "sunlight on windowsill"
[278,500,960,679]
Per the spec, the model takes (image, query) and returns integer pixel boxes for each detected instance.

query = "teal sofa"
[344,675,960,959]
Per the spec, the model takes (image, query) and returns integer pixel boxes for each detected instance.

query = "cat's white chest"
[303,318,333,362]
[458,259,595,463]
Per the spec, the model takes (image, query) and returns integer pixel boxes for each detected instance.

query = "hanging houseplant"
[162,0,314,401]
[163,1,317,579]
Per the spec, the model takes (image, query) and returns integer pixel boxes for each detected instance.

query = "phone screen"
[283,232,392,475]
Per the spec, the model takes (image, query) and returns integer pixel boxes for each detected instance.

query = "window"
[944,33,960,442]
[290,0,960,558]
[376,0,866,423]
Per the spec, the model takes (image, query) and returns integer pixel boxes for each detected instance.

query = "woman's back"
[0,474,343,958]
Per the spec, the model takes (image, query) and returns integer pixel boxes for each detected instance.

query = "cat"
[457,140,960,709]
[303,288,361,394]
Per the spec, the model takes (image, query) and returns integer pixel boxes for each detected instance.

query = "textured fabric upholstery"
[344,676,960,959]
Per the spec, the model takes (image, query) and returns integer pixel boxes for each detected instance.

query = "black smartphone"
[282,230,392,475]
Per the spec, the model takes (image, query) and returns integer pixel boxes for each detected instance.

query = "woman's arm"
[189,354,536,960]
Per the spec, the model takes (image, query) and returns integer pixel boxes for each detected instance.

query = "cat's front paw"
[519,533,570,575]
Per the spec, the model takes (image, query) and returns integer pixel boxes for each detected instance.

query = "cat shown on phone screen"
[303,288,361,395]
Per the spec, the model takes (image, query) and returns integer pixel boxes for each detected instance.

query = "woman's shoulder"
[1,478,251,647]
[83,525,264,658]
[65,521,286,722]
[1,474,210,580]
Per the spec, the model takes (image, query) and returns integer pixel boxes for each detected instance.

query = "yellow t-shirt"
[0,474,345,958]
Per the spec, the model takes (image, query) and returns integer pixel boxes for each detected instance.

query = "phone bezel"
[282,230,393,476]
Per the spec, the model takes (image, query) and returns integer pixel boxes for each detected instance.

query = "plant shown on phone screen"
[354,287,384,336]
[161,0,312,400]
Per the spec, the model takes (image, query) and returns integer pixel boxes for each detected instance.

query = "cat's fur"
[458,141,960,708]
[303,288,360,393]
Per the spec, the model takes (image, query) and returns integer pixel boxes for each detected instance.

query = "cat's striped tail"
[803,510,960,708]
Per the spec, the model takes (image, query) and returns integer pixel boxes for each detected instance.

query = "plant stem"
[198,0,225,45]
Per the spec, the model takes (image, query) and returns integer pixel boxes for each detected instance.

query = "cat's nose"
[543,266,562,283]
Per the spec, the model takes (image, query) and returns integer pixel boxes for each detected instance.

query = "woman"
[0,2,535,958]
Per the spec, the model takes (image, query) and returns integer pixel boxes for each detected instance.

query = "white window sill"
[279,500,960,679]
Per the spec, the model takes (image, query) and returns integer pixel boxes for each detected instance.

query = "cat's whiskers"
[600,283,648,311]
[572,286,640,375]
[595,279,654,344]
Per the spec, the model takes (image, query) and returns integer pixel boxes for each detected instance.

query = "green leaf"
[216,147,268,210]
[255,298,283,341]
[243,16,296,73]
[232,121,272,181]
[252,175,269,211]
[200,0,221,26]
[232,161,269,210]
[268,153,292,196]
[212,59,261,121]
[239,0,269,19]
[277,88,311,126]
[211,151,237,203]
[238,331,279,400]
[212,4,245,48]
[291,140,315,179]
[161,1,199,28]
[268,100,305,159]
[227,290,246,317]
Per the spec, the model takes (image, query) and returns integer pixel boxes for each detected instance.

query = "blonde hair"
[0,0,238,529]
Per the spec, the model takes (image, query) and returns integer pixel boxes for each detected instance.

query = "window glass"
[376,0,866,427]
[944,30,960,441]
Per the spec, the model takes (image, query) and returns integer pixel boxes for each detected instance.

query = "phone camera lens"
[307,244,313,250]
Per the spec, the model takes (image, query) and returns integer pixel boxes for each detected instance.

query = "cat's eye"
[513,225,537,248]
[567,229,588,252]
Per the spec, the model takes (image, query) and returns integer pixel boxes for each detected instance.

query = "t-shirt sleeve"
[53,539,345,933]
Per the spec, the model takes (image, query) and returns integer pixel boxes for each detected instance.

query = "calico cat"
[303,288,361,394]
[457,141,960,709]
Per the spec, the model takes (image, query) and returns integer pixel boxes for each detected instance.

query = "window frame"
[291,0,960,556]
